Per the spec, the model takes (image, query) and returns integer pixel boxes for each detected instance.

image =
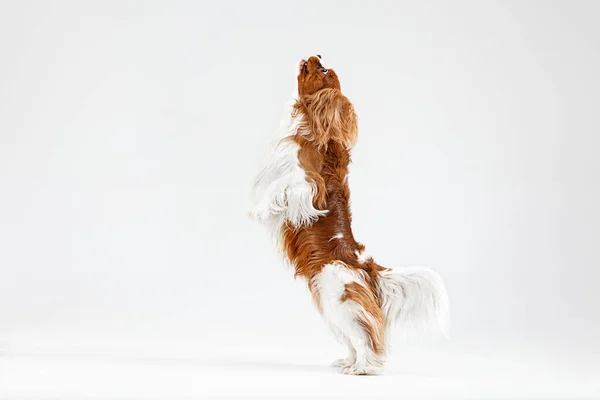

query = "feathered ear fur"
[294,88,358,149]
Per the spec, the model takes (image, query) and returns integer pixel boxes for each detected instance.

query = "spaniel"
[250,55,449,375]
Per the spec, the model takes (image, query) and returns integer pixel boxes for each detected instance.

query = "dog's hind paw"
[341,363,381,376]
[331,358,352,368]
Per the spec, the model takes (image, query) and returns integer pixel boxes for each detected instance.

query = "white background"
[1,0,599,398]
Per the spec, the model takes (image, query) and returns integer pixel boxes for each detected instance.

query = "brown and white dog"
[250,55,449,375]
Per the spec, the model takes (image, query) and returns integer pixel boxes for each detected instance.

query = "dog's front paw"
[249,203,271,221]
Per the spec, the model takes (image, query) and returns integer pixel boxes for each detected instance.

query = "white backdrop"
[1,0,599,397]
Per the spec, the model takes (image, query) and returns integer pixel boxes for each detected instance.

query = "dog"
[250,55,449,375]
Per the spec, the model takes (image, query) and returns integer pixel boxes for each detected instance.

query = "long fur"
[377,267,450,339]
[294,88,358,149]
[251,55,449,375]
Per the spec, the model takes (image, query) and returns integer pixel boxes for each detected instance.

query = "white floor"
[2,342,599,399]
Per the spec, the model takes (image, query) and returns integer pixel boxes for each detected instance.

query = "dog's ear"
[297,145,327,211]
[323,69,341,91]
[300,88,357,149]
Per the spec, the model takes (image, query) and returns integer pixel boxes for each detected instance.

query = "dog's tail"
[375,267,450,338]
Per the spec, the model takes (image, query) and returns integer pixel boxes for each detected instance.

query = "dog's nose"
[316,54,321,59]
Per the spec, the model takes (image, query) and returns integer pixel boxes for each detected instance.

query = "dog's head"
[297,55,341,97]
[294,55,357,149]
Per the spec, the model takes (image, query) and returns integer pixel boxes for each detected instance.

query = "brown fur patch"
[297,140,327,210]
[307,279,323,315]
[342,282,386,355]
[294,89,358,150]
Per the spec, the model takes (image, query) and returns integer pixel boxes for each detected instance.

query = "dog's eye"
[322,69,328,74]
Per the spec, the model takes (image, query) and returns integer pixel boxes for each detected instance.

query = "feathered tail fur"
[376,267,450,341]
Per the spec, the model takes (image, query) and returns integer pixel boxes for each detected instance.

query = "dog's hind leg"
[312,261,386,375]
